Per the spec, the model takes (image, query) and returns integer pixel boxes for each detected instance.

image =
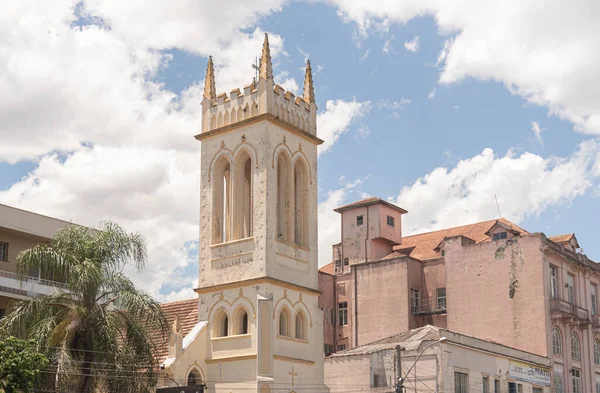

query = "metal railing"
[0,269,68,289]
[549,298,589,320]
[413,298,447,315]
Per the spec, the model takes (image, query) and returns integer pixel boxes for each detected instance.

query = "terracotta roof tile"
[334,197,407,214]
[319,262,334,275]
[395,218,529,261]
[549,234,575,244]
[151,298,198,363]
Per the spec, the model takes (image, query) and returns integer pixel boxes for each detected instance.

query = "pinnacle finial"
[303,59,315,104]
[204,56,216,101]
[172,315,181,334]
[260,33,273,80]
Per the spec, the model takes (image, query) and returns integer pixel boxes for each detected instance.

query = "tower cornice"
[195,113,324,145]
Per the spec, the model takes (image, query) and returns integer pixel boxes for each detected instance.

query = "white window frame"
[437,288,447,310]
[338,302,348,326]
[553,327,563,355]
[410,288,420,313]
[0,242,8,262]
[592,284,598,316]
[454,372,469,393]
[572,368,581,393]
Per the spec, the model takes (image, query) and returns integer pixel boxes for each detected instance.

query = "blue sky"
[1,0,599,300]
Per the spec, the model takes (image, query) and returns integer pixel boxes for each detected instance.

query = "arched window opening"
[233,306,249,335]
[552,327,562,355]
[212,156,231,244]
[232,151,253,240]
[571,333,581,361]
[294,159,309,247]
[212,309,229,338]
[187,370,201,386]
[276,152,293,242]
[279,308,291,337]
[594,339,600,365]
[295,312,306,340]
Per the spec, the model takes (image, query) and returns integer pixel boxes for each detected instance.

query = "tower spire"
[259,33,273,80]
[303,59,315,104]
[204,56,216,101]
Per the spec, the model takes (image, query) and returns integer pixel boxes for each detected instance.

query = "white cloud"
[0,0,292,301]
[317,99,371,155]
[377,98,411,110]
[382,36,394,54]
[393,140,600,236]
[404,36,420,53]
[532,121,544,144]
[359,49,370,62]
[275,71,300,95]
[428,89,436,99]
[325,0,600,134]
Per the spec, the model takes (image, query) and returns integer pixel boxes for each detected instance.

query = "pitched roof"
[329,325,441,358]
[334,197,408,214]
[152,298,198,363]
[319,262,334,275]
[549,234,575,244]
[394,218,529,261]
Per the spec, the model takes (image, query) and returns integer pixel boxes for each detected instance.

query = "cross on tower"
[251,56,260,85]
[288,367,298,387]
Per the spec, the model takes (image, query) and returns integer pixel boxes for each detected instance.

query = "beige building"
[319,197,600,393]
[325,325,551,393]
[0,203,78,317]
[154,34,328,393]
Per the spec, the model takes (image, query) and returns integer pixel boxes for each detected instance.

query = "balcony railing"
[412,298,447,316]
[0,269,68,298]
[550,298,589,322]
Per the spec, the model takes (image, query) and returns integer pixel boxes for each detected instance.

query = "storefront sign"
[509,360,551,387]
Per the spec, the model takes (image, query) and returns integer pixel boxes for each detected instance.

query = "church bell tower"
[194,33,327,393]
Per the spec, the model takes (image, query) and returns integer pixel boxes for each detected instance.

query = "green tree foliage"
[0,222,168,393]
[0,333,49,393]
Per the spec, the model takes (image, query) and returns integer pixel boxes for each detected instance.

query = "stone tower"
[194,34,327,393]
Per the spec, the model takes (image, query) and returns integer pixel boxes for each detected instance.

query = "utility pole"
[395,345,404,393]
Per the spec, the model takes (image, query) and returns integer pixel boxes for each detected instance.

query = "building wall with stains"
[353,258,422,346]
[444,234,548,356]
[318,271,335,354]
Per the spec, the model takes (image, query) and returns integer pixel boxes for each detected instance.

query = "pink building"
[318,197,600,393]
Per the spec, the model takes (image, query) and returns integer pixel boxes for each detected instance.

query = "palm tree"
[0,222,168,393]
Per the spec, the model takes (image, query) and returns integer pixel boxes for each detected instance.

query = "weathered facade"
[319,197,600,393]
[155,34,328,393]
[325,325,551,393]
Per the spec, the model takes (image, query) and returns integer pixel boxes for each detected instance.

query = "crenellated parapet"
[201,33,317,136]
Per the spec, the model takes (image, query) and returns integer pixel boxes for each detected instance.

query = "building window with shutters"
[454,372,468,393]
[595,340,600,365]
[338,302,348,326]
[482,376,489,393]
[0,242,8,262]
[437,288,447,310]
[572,369,581,393]
[386,215,395,227]
[550,265,558,299]
[571,333,581,361]
[552,327,563,355]
[567,273,575,304]
[592,284,598,316]
[357,215,363,225]
[410,289,420,313]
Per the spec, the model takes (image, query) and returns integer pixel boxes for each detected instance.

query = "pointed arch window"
[294,159,309,247]
[276,151,293,242]
[233,306,249,335]
[594,339,600,365]
[552,327,562,355]
[212,156,231,244]
[212,309,229,338]
[232,150,253,240]
[187,370,201,386]
[279,308,291,337]
[571,333,581,361]
[295,311,307,340]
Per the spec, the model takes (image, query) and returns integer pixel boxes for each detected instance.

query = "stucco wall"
[0,228,50,274]
[445,235,548,356]
[198,119,319,290]
[355,259,411,346]
[318,272,335,350]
